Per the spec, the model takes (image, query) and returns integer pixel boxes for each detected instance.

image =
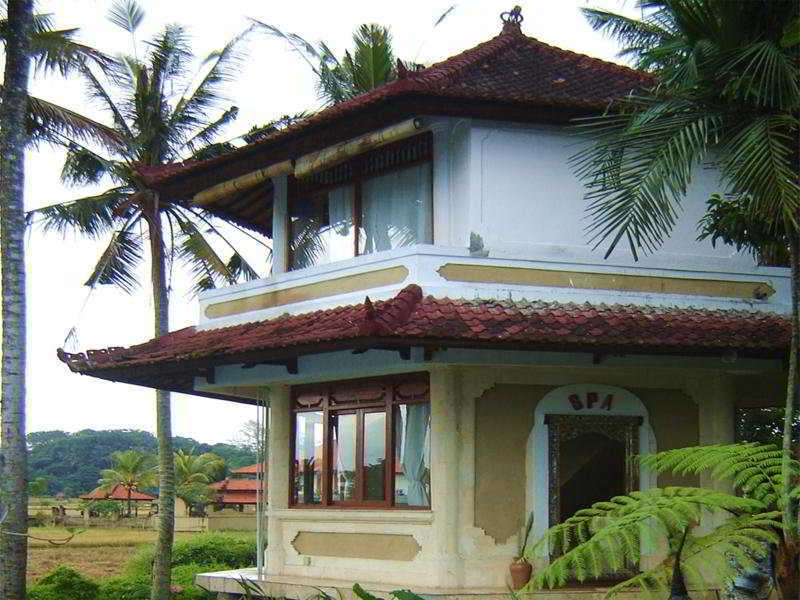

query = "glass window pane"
[290,186,355,270]
[331,413,357,502]
[394,404,431,506]
[294,411,323,505]
[364,412,386,501]
[360,164,432,255]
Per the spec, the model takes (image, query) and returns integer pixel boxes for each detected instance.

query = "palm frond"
[85,227,144,293]
[77,61,136,147]
[168,27,249,148]
[25,26,113,75]
[249,20,322,73]
[581,7,676,67]
[433,5,457,29]
[20,90,124,150]
[349,24,394,94]
[182,106,238,155]
[107,0,144,35]
[60,144,114,187]
[718,114,800,232]
[31,188,131,239]
[574,96,722,259]
[173,214,237,296]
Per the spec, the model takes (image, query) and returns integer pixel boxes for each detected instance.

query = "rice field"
[26,527,254,582]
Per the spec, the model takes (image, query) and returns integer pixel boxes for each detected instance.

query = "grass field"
[26,527,255,582]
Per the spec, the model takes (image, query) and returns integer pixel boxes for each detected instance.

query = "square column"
[266,384,290,575]
[271,175,288,275]
[429,367,463,588]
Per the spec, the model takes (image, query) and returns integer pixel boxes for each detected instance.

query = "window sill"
[269,507,434,525]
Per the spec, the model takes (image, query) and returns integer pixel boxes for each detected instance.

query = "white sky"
[19,0,635,444]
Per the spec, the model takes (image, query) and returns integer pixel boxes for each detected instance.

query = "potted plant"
[509,512,534,590]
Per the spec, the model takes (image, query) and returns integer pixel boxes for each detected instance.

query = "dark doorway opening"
[559,432,626,520]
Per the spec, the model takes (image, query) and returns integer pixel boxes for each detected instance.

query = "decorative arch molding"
[531,384,657,544]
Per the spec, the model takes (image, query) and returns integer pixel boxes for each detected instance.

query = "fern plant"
[525,443,799,599]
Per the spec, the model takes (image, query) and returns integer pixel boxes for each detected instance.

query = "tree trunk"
[127,487,132,518]
[780,236,800,600]
[146,200,175,600]
[0,2,33,599]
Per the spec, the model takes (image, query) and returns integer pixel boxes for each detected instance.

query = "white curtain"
[323,185,354,264]
[361,164,432,254]
[402,403,431,506]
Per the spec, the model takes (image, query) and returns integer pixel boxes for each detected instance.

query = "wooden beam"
[192,159,293,206]
[294,118,423,178]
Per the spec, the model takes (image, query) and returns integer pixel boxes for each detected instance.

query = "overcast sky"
[18,0,636,444]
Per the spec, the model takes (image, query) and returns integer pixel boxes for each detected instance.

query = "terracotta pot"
[509,560,532,590]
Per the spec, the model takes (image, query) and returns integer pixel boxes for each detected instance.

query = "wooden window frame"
[289,373,431,510]
[286,133,434,270]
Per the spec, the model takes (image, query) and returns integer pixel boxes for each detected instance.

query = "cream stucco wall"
[257,362,780,593]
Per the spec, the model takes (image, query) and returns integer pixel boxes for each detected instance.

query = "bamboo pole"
[191,159,294,206]
[294,118,423,178]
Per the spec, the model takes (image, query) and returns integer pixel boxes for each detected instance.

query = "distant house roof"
[211,476,262,505]
[58,285,789,405]
[135,14,655,235]
[231,463,264,475]
[80,484,156,501]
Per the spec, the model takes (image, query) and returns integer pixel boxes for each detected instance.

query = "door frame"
[530,384,657,548]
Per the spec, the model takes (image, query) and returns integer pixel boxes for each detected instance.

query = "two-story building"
[59,9,790,599]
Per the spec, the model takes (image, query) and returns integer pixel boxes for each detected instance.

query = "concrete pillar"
[266,384,290,576]
[697,374,736,489]
[696,374,736,536]
[271,175,288,275]
[429,367,462,588]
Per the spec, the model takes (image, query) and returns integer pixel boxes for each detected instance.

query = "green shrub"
[126,533,255,578]
[96,574,150,600]
[27,584,61,600]
[29,566,99,600]
[171,562,228,600]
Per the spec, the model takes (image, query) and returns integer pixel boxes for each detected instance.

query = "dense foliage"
[27,430,256,496]
[527,443,798,597]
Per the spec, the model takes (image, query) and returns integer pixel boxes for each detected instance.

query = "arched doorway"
[531,384,656,545]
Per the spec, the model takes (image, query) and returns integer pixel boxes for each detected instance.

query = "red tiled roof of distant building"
[137,18,654,189]
[217,493,259,505]
[232,464,264,474]
[58,285,790,400]
[214,479,260,492]
[80,484,156,501]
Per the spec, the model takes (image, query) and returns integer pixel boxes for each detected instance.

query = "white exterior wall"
[460,121,753,272]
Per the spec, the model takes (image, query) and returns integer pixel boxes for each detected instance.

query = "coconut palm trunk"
[780,237,800,598]
[146,203,175,600]
[0,1,33,599]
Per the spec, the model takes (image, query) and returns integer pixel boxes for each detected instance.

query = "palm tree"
[98,450,157,518]
[0,3,34,599]
[174,449,224,507]
[270,22,397,106]
[30,3,262,598]
[571,1,799,593]
[255,7,456,106]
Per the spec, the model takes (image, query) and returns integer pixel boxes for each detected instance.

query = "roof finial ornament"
[500,6,523,34]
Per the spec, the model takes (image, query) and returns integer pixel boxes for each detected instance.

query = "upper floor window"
[288,133,433,270]
[291,373,431,509]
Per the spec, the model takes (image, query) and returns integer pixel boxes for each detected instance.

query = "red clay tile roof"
[80,484,156,501]
[211,477,262,505]
[232,463,264,474]
[216,493,259,505]
[58,285,789,402]
[137,19,655,229]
